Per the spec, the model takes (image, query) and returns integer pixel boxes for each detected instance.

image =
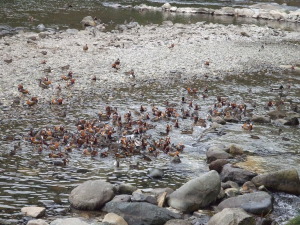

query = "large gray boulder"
[220,164,257,185]
[167,171,221,213]
[208,208,255,225]
[69,180,115,210]
[217,191,273,215]
[103,201,180,225]
[252,169,300,195]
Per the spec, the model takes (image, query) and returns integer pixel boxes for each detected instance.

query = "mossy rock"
[287,215,300,225]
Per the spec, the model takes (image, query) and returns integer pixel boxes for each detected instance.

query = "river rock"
[170,7,178,12]
[209,159,228,173]
[167,170,221,213]
[235,8,255,18]
[131,191,157,205]
[162,3,171,10]
[208,208,255,225]
[211,116,226,125]
[251,169,300,195]
[222,181,239,189]
[37,24,45,31]
[27,219,49,225]
[251,115,271,123]
[214,7,235,16]
[217,191,273,215]
[21,207,46,218]
[111,194,132,202]
[164,219,192,225]
[50,218,89,225]
[69,180,115,210]
[206,146,232,163]
[103,213,128,225]
[225,188,240,197]
[103,201,180,225]
[149,168,164,179]
[220,164,257,185]
[81,16,97,27]
[115,183,137,194]
[284,117,299,126]
[228,145,244,155]
[241,181,257,193]
[267,110,286,119]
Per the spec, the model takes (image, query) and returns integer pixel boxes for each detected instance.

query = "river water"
[0,0,300,224]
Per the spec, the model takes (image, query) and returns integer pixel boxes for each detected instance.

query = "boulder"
[21,207,45,218]
[222,181,239,189]
[103,213,128,225]
[131,191,157,205]
[217,191,273,215]
[81,16,97,27]
[241,181,257,193]
[116,183,137,194]
[221,164,257,185]
[149,168,164,179]
[211,116,226,125]
[208,208,255,225]
[206,146,232,163]
[284,117,299,126]
[251,169,300,195]
[267,110,286,119]
[27,219,49,225]
[103,201,180,225]
[69,180,115,210]
[209,159,229,173]
[164,219,192,225]
[224,188,240,197]
[111,194,132,203]
[235,8,255,18]
[167,170,221,213]
[214,7,235,16]
[50,218,89,225]
[228,145,244,155]
[162,3,171,10]
[251,115,271,123]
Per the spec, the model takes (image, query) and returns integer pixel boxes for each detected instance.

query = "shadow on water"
[0,67,299,223]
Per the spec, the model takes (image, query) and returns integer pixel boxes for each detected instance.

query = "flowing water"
[0,67,300,224]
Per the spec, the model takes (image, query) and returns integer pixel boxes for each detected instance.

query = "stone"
[27,219,49,225]
[208,159,228,173]
[131,191,157,205]
[217,191,273,215]
[241,181,257,193]
[170,7,178,12]
[211,116,226,125]
[251,169,300,195]
[162,3,171,10]
[251,115,271,123]
[149,168,164,179]
[167,170,221,213]
[206,146,232,163]
[21,207,45,218]
[50,218,89,225]
[224,188,240,197]
[157,192,167,207]
[214,7,235,16]
[69,180,115,210]
[217,188,226,200]
[208,208,255,225]
[81,16,97,27]
[103,213,128,225]
[284,117,299,126]
[222,181,239,189]
[171,156,181,164]
[111,194,132,203]
[116,183,137,194]
[228,145,244,155]
[164,219,192,225]
[235,8,255,18]
[267,110,286,119]
[103,201,180,225]
[37,24,45,31]
[220,164,257,185]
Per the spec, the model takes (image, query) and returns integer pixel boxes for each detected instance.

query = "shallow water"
[0,66,299,224]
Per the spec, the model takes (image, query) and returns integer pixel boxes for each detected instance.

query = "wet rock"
[221,164,257,185]
[217,188,226,200]
[224,188,240,197]
[251,169,300,195]
[147,187,174,198]
[214,7,235,16]
[235,8,255,18]
[208,208,255,225]
[111,194,132,203]
[171,155,181,164]
[284,117,299,126]
[211,116,226,125]
[255,217,274,225]
[157,192,167,207]
[164,219,192,225]
[162,3,172,10]
[208,159,228,173]
[115,183,137,194]
[103,201,180,225]
[217,191,273,215]
[222,181,239,189]
[4,59,12,64]
[149,168,164,179]
[27,219,49,225]
[170,7,178,12]
[251,115,271,123]
[267,110,286,119]
[206,146,232,163]
[50,218,89,225]
[37,24,45,31]
[167,170,221,213]
[76,168,90,173]
[131,190,157,205]
[69,180,115,210]
[81,16,97,27]
[228,145,244,155]
[21,207,46,218]
[103,213,128,225]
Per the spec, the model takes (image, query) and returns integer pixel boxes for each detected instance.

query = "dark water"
[0,68,300,224]
[0,0,299,34]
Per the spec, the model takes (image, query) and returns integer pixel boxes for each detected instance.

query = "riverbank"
[1,21,300,106]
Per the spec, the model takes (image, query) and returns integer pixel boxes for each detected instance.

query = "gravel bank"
[0,22,299,106]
